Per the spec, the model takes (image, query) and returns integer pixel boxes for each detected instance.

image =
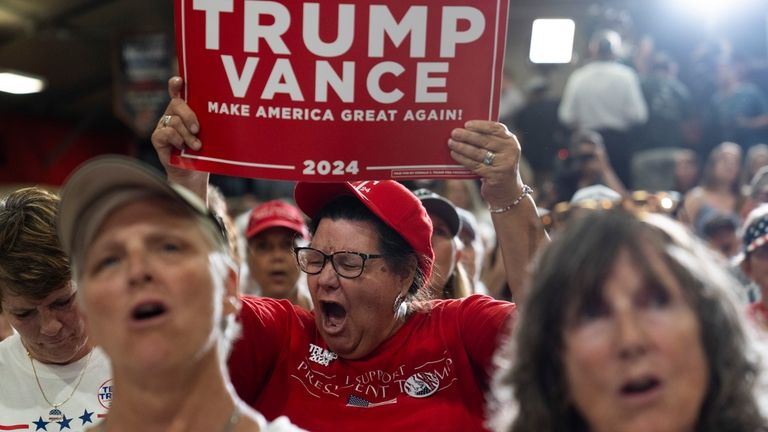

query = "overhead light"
[0,71,46,94]
[529,19,575,64]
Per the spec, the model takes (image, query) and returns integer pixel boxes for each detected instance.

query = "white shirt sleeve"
[623,69,649,125]
[558,74,578,127]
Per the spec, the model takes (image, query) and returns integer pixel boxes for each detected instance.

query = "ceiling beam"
[0,0,122,47]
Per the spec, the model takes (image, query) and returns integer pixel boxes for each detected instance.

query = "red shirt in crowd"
[228,295,515,431]
[748,302,768,330]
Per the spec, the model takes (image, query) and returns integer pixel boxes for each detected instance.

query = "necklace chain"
[27,348,93,409]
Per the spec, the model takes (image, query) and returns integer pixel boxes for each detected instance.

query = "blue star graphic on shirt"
[79,409,94,425]
[33,416,49,431]
[57,415,73,430]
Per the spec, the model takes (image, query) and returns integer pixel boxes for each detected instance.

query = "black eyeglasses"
[294,247,384,279]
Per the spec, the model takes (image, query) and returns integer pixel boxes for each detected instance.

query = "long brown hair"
[490,209,766,432]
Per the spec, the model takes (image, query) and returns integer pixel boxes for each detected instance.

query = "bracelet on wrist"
[488,185,533,214]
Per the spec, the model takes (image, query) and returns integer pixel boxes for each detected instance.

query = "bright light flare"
[660,197,674,210]
[529,19,575,64]
[667,0,757,23]
[0,71,46,94]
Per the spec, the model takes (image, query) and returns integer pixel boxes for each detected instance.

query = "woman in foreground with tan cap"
[144,76,547,430]
[58,158,302,431]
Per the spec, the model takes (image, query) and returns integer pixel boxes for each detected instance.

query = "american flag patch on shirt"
[346,394,398,408]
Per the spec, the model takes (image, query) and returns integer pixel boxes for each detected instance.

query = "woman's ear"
[454,245,463,265]
[223,264,241,316]
[741,258,752,278]
[399,255,418,295]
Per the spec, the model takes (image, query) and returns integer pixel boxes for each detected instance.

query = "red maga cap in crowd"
[293,180,434,282]
[246,200,309,240]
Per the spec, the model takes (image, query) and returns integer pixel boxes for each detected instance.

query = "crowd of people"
[0,74,765,432]
[2,18,768,432]
[508,29,768,226]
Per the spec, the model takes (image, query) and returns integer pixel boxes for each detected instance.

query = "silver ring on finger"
[482,150,496,166]
[160,114,172,128]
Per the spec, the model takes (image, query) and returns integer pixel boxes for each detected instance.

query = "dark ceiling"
[0,0,174,126]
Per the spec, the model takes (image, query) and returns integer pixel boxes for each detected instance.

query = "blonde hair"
[207,185,241,268]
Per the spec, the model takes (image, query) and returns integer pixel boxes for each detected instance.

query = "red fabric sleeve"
[227,295,312,405]
[456,294,516,384]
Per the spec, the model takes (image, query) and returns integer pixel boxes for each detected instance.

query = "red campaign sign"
[170,0,509,181]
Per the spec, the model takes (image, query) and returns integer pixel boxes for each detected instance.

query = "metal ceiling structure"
[0,0,173,124]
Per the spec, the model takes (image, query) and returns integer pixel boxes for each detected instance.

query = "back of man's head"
[589,29,621,60]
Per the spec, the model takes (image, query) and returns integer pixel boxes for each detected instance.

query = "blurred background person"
[699,212,741,259]
[513,76,567,181]
[432,179,497,267]
[0,187,111,428]
[244,200,311,309]
[482,240,513,302]
[433,179,493,229]
[558,29,649,187]
[554,130,627,204]
[490,209,767,432]
[740,204,768,329]
[673,149,701,196]
[456,207,487,295]
[413,188,472,299]
[58,157,300,431]
[565,184,624,225]
[682,40,724,151]
[639,52,691,151]
[708,59,768,151]
[497,67,527,131]
[545,184,624,237]
[680,141,743,234]
[741,165,768,219]
[742,144,768,193]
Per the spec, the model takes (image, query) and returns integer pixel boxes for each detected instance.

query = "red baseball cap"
[246,200,309,240]
[293,181,434,282]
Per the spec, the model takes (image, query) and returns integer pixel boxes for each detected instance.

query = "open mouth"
[320,300,347,330]
[131,302,167,321]
[620,377,660,395]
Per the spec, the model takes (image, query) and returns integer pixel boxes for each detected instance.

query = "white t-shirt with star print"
[0,334,112,431]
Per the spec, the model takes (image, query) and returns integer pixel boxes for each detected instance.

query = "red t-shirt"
[228,294,515,431]
[748,301,768,329]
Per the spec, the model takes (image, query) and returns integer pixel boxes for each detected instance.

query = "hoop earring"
[393,293,408,320]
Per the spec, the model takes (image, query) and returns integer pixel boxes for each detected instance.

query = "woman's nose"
[615,310,648,359]
[316,258,340,289]
[39,309,63,337]
[127,252,153,287]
